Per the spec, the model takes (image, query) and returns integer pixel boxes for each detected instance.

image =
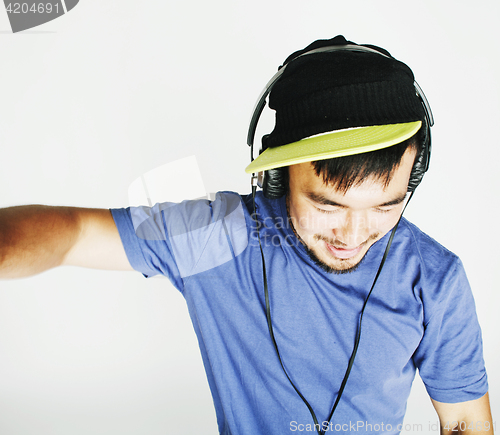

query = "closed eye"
[315,206,342,214]
[373,206,394,214]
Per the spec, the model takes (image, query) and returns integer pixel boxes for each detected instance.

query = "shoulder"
[397,217,461,274]
[398,218,456,258]
[396,218,471,322]
[127,191,255,279]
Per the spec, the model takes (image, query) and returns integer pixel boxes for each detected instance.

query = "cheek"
[366,210,404,234]
[366,212,393,229]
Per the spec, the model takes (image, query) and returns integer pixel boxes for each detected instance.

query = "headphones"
[247,44,434,198]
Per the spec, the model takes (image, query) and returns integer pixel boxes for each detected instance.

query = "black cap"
[263,35,425,149]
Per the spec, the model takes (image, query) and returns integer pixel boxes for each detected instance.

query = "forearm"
[440,420,494,434]
[0,205,81,279]
[434,393,494,435]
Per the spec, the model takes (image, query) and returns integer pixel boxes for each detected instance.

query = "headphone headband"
[247,44,434,164]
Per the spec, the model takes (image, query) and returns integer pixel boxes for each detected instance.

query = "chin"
[303,243,367,275]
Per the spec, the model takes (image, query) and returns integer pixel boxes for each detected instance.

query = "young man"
[0,36,493,434]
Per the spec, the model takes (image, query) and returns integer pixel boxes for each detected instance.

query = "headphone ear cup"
[407,118,431,192]
[262,167,288,199]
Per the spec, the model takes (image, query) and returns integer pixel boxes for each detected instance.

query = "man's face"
[287,147,417,274]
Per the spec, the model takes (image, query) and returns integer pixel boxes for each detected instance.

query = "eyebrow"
[305,191,408,208]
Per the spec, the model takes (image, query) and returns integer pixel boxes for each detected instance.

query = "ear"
[262,168,288,199]
[407,118,431,192]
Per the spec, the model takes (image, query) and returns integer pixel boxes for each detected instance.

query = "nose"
[333,210,370,247]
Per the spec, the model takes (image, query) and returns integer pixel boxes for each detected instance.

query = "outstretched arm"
[432,392,494,434]
[0,205,133,279]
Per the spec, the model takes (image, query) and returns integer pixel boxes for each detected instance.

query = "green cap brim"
[245,121,422,174]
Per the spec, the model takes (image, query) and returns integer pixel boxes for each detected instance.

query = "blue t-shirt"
[111,191,487,435]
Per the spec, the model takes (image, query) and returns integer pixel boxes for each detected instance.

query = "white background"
[0,1,499,434]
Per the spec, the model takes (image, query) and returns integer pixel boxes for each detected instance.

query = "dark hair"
[309,132,422,193]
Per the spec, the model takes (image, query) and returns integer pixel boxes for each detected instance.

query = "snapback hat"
[245,36,425,174]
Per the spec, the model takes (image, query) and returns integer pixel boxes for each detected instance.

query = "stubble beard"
[288,216,379,275]
[299,231,366,274]
[310,233,380,274]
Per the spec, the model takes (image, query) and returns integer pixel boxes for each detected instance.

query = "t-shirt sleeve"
[413,258,488,403]
[110,192,249,292]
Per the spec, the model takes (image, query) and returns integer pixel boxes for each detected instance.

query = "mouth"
[325,242,364,259]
